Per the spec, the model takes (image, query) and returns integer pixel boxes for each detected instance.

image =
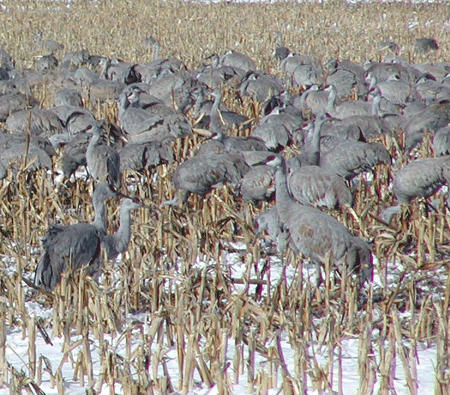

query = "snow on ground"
[0,246,440,394]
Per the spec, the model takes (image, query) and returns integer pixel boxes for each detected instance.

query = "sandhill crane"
[291,63,321,88]
[366,72,420,108]
[6,108,63,137]
[86,121,121,188]
[324,84,372,119]
[61,49,90,69]
[162,152,250,207]
[36,54,58,71]
[0,48,14,70]
[118,91,164,135]
[288,165,352,209]
[35,32,64,54]
[295,84,329,115]
[286,114,353,209]
[260,154,372,286]
[34,183,117,291]
[60,132,91,180]
[239,71,284,102]
[0,92,39,122]
[238,162,276,203]
[280,52,318,76]
[125,86,176,117]
[404,101,450,152]
[325,58,368,99]
[192,87,231,119]
[255,205,289,254]
[117,90,192,144]
[119,141,173,173]
[194,53,238,89]
[54,88,84,107]
[320,139,391,180]
[274,32,290,62]
[251,103,304,151]
[381,156,450,223]
[100,58,140,85]
[51,106,96,135]
[415,38,439,53]
[207,130,267,155]
[192,88,249,132]
[219,49,257,76]
[102,198,144,260]
[0,133,56,179]
[433,125,450,156]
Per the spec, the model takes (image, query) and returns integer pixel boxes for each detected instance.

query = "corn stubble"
[0,0,450,393]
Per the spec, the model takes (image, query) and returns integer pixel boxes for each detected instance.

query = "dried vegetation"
[0,0,450,394]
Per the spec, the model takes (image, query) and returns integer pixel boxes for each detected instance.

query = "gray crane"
[54,88,84,107]
[255,205,289,254]
[320,139,391,180]
[86,121,121,188]
[192,87,248,131]
[260,154,372,287]
[325,59,368,99]
[381,156,450,223]
[117,90,192,145]
[209,88,251,134]
[206,130,267,155]
[283,114,353,209]
[0,92,39,122]
[162,152,250,207]
[35,32,64,54]
[415,38,439,53]
[238,71,284,102]
[238,162,276,203]
[34,183,117,291]
[324,84,372,119]
[365,72,420,108]
[433,125,450,156]
[119,140,173,173]
[273,32,290,62]
[0,132,56,180]
[102,198,144,260]
[219,49,257,76]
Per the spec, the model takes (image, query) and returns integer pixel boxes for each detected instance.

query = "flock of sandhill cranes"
[0,31,448,291]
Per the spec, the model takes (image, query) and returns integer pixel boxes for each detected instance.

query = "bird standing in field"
[34,183,118,292]
[86,121,121,188]
[261,154,372,287]
[381,156,450,224]
[162,152,250,207]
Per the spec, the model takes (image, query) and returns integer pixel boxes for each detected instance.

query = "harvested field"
[0,0,450,394]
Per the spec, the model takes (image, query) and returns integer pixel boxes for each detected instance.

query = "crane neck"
[326,85,337,113]
[367,73,378,91]
[193,89,205,119]
[92,195,108,233]
[274,159,297,223]
[210,90,224,131]
[110,204,135,255]
[87,129,101,156]
[304,117,324,166]
[371,92,382,117]
[117,93,129,121]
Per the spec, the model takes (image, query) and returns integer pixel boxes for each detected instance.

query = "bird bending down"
[102,198,144,260]
[162,152,250,207]
[261,154,372,287]
[86,121,121,188]
[381,156,450,224]
[34,183,117,292]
